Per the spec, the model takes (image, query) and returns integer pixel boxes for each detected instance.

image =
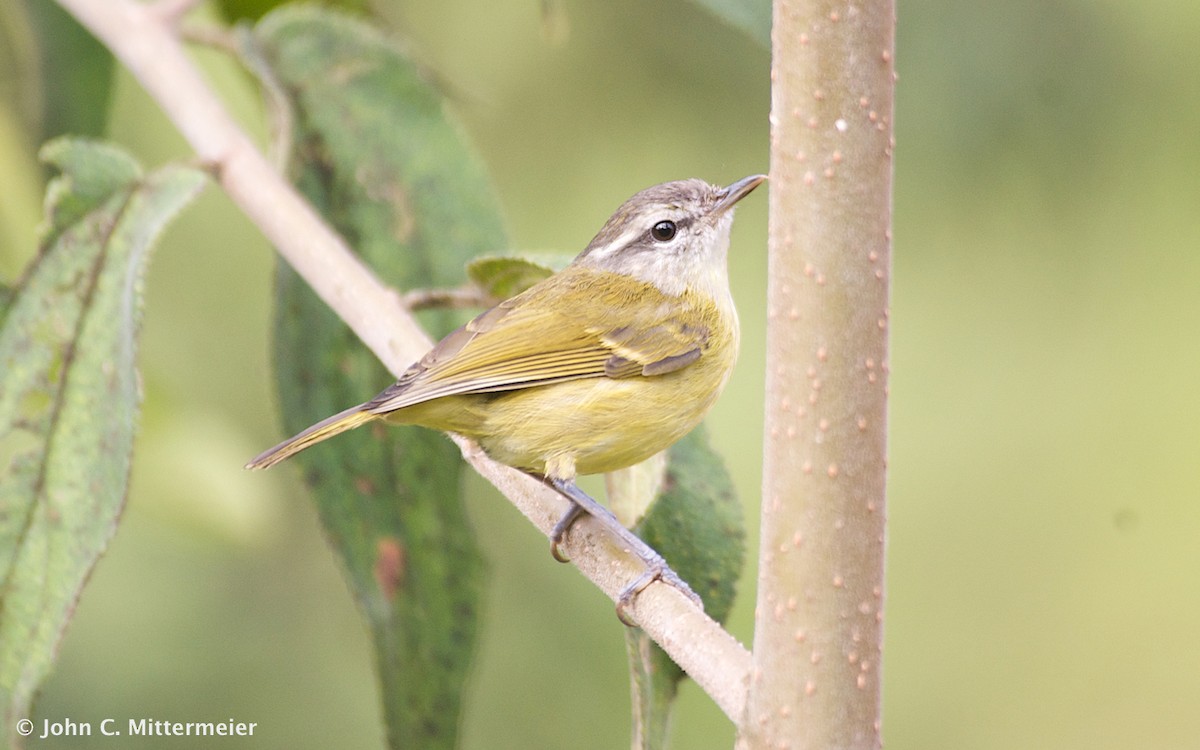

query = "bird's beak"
[713,174,767,215]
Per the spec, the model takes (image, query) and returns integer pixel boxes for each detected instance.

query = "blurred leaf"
[214,0,369,23]
[253,8,508,749]
[641,425,744,630]
[0,138,203,747]
[625,426,746,748]
[605,451,668,530]
[688,0,769,48]
[24,0,114,140]
[465,252,570,301]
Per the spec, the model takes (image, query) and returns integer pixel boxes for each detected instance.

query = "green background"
[1,0,1197,747]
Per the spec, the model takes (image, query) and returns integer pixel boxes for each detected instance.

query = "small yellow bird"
[248,175,764,611]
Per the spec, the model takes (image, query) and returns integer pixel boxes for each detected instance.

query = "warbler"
[248,174,764,612]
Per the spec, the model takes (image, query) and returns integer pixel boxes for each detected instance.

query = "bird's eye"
[651,220,677,242]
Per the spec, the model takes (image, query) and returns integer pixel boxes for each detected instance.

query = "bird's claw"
[549,502,585,563]
[541,476,703,625]
[614,559,704,627]
[549,537,570,563]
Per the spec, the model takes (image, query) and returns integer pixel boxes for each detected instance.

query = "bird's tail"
[245,404,374,470]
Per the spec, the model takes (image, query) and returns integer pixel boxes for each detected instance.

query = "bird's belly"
[475,374,723,476]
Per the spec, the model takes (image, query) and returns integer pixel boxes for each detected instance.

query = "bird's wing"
[600,320,709,378]
[364,273,709,415]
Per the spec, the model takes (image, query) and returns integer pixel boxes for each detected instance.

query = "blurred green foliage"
[0,140,203,747]
[0,0,1197,749]
[21,3,113,143]
[252,7,507,748]
[626,426,745,746]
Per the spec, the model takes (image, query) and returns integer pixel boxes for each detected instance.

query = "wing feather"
[364,269,712,415]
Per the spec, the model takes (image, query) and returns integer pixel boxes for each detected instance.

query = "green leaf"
[0,285,12,325]
[0,138,204,746]
[625,426,746,749]
[465,252,570,301]
[253,9,507,749]
[24,1,115,140]
[214,0,368,23]
[688,0,770,48]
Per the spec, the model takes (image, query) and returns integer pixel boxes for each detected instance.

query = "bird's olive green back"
[364,267,730,415]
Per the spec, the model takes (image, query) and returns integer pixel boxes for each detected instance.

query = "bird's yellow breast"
[389,286,738,477]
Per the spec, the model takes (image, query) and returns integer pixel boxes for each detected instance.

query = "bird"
[248,174,765,616]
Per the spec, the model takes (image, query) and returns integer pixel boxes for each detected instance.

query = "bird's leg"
[549,502,585,563]
[542,474,703,623]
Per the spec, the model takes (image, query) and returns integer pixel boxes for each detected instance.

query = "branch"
[55,0,752,723]
[739,0,894,747]
[400,285,492,311]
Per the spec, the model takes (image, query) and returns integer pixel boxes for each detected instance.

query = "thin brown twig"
[148,0,204,28]
[178,21,238,53]
[400,285,492,311]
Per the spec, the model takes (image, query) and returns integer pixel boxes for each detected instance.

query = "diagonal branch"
[54,0,753,723]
